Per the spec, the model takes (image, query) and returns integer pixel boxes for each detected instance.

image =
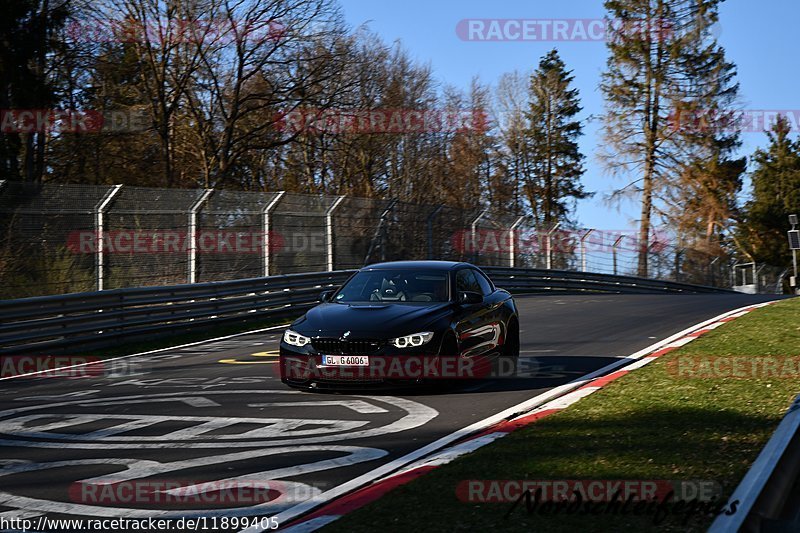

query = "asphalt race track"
[0,293,781,531]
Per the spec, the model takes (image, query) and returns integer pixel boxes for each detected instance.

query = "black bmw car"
[279,260,519,390]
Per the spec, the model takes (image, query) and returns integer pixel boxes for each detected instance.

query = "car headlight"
[390,332,434,349]
[283,329,311,347]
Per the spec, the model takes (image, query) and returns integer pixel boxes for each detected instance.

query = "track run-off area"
[0,293,781,531]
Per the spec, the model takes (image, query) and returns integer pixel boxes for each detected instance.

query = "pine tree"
[739,116,800,267]
[525,49,588,229]
[0,0,69,181]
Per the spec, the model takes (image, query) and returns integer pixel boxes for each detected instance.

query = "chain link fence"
[0,180,773,299]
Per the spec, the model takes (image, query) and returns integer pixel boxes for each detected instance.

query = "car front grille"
[311,338,383,354]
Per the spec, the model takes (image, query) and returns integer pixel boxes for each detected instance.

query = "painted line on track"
[0,324,291,382]
[269,300,779,532]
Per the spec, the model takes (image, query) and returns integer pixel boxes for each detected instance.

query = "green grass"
[324,298,800,532]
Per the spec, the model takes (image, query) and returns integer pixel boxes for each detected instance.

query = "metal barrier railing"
[0,267,733,356]
[481,267,733,295]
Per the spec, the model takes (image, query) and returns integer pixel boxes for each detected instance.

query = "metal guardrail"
[0,270,355,355]
[482,267,734,295]
[0,267,733,355]
[709,394,800,532]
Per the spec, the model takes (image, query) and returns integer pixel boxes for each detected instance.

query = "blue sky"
[336,0,799,231]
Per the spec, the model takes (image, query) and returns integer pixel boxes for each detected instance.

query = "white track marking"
[0,509,44,519]
[0,391,437,449]
[248,401,389,414]
[14,391,101,402]
[0,324,291,382]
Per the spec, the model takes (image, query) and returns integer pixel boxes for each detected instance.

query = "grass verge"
[323,298,800,532]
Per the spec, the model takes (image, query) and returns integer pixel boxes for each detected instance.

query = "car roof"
[361,260,470,272]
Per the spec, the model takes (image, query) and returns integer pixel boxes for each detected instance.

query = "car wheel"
[439,333,460,357]
[503,318,520,358]
[431,333,461,387]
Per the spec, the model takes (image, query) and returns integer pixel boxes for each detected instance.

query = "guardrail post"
[546,222,562,270]
[508,216,525,268]
[612,234,625,276]
[262,191,285,277]
[580,229,594,272]
[94,185,123,291]
[426,205,444,259]
[470,208,489,264]
[326,196,345,271]
[188,189,214,283]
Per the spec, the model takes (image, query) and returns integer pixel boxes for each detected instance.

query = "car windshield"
[334,270,449,303]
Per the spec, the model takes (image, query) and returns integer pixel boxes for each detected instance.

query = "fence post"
[580,229,594,272]
[755,263,765,294]
[364,199,398,265]
[426,205,444,259]
[187,189,214,284]
[709,257,720,286]
[612,235,625,276]
[546,222,562,270]
[508,216,525,268]
[94,185,123,291]
[674,248,684,282]
[470,209,489,264]
[262,191,285,277]
[326,196,346,271]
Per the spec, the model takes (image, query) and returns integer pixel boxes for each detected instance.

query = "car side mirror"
[319,290,334,302]
[458,291,483,305]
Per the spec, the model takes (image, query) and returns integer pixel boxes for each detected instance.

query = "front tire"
[503,318,520,358]
[439,333,460,357]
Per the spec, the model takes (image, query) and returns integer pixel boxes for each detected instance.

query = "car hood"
[293,302,452,338]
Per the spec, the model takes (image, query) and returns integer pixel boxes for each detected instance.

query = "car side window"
[456,269,481,294]
[473,269,494,296]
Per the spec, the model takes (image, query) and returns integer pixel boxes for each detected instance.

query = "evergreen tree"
[739,116,800,267]
[0,0,69,181]
[525,49,588,229]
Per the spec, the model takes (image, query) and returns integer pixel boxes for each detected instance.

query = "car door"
[472,268,507,352]
[453,268,497,358]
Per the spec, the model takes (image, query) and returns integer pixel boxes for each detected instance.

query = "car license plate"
[321,355,369,366]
